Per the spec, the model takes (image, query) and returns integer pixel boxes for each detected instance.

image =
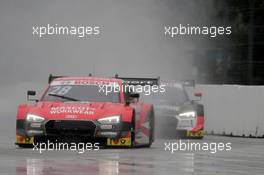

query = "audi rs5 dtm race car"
[16,75,155,148]
[141,80,204,139]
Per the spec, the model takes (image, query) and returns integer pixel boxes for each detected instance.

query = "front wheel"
[146,107,155,147]
[130,112,136,147]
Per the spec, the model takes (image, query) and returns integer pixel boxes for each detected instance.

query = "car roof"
[52,76,122,84]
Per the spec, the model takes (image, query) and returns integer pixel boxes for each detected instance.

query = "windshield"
[42,84,120,103]
[141,84,189,106]
[140,83,189,116]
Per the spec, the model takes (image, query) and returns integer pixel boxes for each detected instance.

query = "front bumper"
[16,119,132,146]
[156,115,204,138]
[176,115,204,138]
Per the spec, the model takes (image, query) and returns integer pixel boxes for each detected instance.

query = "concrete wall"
[195,85,264,137]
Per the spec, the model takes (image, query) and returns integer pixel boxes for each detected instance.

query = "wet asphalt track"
[0,116,264,175]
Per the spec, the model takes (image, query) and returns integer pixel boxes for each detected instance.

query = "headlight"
[98,115,120,124]
[26,114,45,122]
[178,111,196,119]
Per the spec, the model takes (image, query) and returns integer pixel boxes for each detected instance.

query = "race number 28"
[49,86,72,95]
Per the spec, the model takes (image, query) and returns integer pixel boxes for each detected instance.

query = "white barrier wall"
[196,85,264,137]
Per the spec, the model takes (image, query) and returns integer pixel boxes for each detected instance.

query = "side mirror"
[193,92,202,101]
[27,90,37,101]
[194,92,202,97]
[130,93,140,99]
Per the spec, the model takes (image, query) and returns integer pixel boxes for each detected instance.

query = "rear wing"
[181,80,195,87]
[114,74,160,86]
[48,74,192,87]
[48,74,65,84]
[48,73,93,84]
[160,80,195,87]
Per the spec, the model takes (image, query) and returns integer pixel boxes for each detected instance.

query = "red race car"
[16,75,156,148]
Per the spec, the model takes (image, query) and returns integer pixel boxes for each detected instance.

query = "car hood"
[29,101,125,120]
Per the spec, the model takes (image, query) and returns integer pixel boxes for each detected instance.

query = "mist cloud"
[0,0,215,113]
